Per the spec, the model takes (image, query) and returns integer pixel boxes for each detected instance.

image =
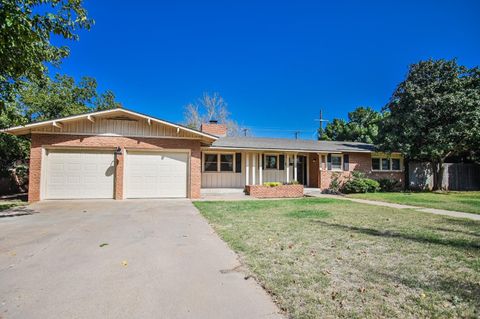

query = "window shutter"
[262,154,265,169]
[279,155,285,170]
[235,153,242,173]
[327,154,332,170]
[343,154,349,171]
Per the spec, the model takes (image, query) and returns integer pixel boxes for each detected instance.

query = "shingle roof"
[210,136,376,153]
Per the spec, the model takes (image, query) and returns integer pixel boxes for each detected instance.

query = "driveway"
[0,200,283,319]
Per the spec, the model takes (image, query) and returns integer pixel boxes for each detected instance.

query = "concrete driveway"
[0,200,283,319]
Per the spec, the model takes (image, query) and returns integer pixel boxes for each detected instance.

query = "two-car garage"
[43,149,188,200]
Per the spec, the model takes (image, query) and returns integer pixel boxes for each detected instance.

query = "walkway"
[304,189,480,221]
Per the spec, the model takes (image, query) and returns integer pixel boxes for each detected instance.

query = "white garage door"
[126,151,188,198]
[45,149,115,199]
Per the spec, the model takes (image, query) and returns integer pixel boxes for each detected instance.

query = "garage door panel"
[45,150,115,199]
[126,151,188,198]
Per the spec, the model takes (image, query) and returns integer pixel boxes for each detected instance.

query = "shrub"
[329,172,341,192]
[263,182,282,187]
[342,177,380,193]
[377,178,400,192]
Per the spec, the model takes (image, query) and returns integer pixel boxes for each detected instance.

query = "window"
[372,157,402,171]
[204,154,218,172]
[391,158,400,171]
[331,155,342,170]
[220,154,233,171]
[265,155,278,169]
[381,159,390,170]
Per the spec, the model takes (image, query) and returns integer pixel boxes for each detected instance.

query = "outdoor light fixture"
[114,147,122,155]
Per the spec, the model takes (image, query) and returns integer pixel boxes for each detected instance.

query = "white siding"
[32,118,199,139]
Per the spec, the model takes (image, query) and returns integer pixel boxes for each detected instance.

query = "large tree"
[319,106,385,143]
[0,0,92,109]
[18,73,121,122]
[183,92,240,136]
[378,58,480,190]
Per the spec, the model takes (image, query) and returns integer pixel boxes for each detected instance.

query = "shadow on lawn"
[314,221,480,250]
[374,269,480,310]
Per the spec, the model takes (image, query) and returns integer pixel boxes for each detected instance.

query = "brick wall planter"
[245,184,304,198]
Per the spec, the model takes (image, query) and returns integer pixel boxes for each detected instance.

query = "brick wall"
[200,123,227,137]
[319,152,404,190]
[28,134,202,202]
[245,184,304,198]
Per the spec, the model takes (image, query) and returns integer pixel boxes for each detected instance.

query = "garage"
[125,151,188,198]
[44,149,115,199]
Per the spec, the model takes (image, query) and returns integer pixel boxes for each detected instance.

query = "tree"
[183,92,240,136]
[377,58,480,190]
[319,106,385,143]
[17,74,121,122]
[0,0,93,108]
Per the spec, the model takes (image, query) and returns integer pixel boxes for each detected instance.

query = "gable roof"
[1,107,218,141]
[209,136,376,153]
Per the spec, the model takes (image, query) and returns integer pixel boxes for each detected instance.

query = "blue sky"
[53,0,479,138]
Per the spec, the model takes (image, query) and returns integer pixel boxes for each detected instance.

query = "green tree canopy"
[17,74,121,122]
[319,106,385,143]
[0,0,92,108]
[377,58,480,189]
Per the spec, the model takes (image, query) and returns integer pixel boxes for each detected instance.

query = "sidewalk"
[304,190,480,221]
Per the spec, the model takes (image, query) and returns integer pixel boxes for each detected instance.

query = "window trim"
[330,154,343,171]
[371,156,403,172]
[202,152,238,173]
[264,154,279,170]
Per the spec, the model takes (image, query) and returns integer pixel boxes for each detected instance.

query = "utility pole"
[242,128,248,137]
[294,131,300,139]
[314,109,329,139]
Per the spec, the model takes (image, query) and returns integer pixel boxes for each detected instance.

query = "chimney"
[200,120,227,137]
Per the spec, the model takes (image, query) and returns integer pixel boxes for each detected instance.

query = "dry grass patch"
[195,198,480,319]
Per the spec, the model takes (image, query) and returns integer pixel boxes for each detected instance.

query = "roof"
[1,107,218,141]
[209,136,376,153]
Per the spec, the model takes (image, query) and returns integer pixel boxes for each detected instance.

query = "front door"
[296,155,307,185]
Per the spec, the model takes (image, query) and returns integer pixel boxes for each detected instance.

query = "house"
[2,108,404,202]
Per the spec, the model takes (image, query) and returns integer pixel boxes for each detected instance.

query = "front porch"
[201,151,329,189]
[198,187,322,200]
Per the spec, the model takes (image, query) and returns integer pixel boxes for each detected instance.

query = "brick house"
[2,108,404,202]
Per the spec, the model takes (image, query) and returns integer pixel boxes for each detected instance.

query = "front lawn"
[347,191,480,214]
[195,198,480,319]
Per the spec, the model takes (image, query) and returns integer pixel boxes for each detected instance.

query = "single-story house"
[2,108,404,202]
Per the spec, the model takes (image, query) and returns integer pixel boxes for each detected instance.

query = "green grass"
[195,198,480,319]
[347,191,480,214]
[0,200,25,212]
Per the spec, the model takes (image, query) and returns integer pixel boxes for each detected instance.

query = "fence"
[409,162,480,191]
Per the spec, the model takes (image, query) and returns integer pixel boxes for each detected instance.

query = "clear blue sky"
[53,0,479,138]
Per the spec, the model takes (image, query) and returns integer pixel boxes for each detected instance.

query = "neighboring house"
[2,108,404,202]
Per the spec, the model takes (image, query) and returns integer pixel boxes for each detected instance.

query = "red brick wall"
[28,134,201,202]
[319,152,404,190]
[245,184,304,198]
[200,123,227,137]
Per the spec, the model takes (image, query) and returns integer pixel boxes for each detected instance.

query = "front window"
[381,159,390,170]
[265,155,278,169]
[220,154,233,171]
[204,154,218,171]
[372,157,402,171]
[391,158,400,171]
[331,155,342,170]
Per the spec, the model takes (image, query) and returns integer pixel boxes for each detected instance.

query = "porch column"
[259,153,263,185]
[252,153,256,185]
[285,153,290,183]
[245,152,250,185]
[294,153,298,181]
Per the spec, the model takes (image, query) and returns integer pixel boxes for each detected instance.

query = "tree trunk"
[432,160,446,191]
